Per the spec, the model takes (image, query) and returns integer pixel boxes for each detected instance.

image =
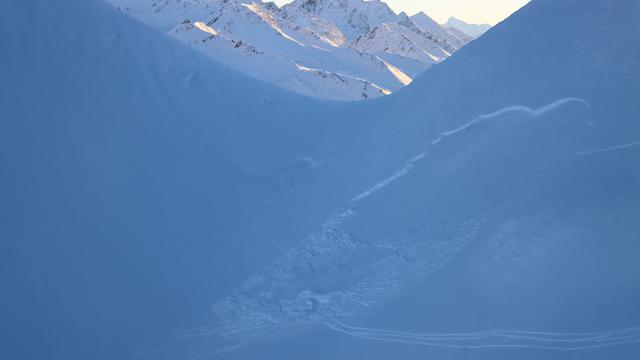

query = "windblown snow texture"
[1,0,639,360]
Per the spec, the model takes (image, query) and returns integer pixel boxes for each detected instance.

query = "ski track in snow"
[577,141,640,156]
[183,97,634,358]
[252,226,287,252]
[324,320,640,351]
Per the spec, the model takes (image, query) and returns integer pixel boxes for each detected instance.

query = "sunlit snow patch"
[380,59,412,86]
[193,21,219,36]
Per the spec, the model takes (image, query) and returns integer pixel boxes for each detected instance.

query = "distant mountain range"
[106,0,478,100]
[444,16,492,38]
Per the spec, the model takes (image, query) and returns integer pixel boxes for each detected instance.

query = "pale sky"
[383,0,531,25]
[273,0,531,26]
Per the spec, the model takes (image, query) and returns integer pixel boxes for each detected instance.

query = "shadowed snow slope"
[1,0,639,360]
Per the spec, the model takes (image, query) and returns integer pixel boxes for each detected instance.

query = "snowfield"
[1,0,639,360]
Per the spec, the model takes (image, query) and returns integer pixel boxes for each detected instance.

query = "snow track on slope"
[577,141,640,156]
[324,320,640,351]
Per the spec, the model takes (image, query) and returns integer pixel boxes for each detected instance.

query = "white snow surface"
[1,1,640,360]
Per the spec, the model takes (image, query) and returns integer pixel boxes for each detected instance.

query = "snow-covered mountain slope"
[106,0,469,100]
[281,0,398,39]
[170,20,392,99]
[195,1,640,357]
[2,0,639,360]
[190,1,640,356]
[108,0,395,100]
[353,23,442,64]
[444,16,492,38]
[353,13,467,65]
